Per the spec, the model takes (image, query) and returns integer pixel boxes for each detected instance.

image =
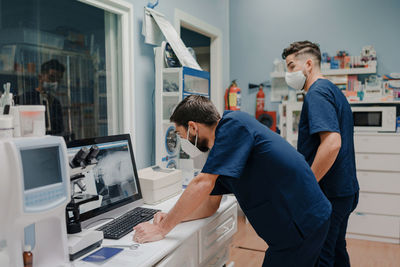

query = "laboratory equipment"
[66,134,159,239]
[0,115,13,138]
[18,105,46,137]
[138,166,183,204]
[0,135,70,267]
[66,145,104,260]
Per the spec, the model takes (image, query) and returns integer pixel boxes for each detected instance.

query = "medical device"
[66,145,104,260]
[0,136,70,267]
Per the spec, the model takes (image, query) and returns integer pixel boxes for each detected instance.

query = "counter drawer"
[347,213,400,239]
[355,192,400,216]
[199,203,237,263]
[356,153,400,172]
[358,171,400,194]
[155,233,198,267]
[354,134,400,154]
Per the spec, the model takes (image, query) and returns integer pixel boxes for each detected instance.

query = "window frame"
[78,0,136,151]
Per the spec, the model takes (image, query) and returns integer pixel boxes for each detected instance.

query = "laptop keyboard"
[96,207,160,239]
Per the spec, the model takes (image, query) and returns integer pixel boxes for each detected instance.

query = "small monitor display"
[20,146,62,190]
[353,111,382,127]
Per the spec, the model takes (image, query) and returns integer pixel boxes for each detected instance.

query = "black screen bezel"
[66,134,143,222]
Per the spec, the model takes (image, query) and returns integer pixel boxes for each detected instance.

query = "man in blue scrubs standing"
[282,41,359,266]
[133,95,332,266]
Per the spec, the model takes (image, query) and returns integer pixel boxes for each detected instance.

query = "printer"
[138,166,182,204]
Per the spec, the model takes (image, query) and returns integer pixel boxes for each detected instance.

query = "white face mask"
[285,70,306,91]
[180,129,203,158]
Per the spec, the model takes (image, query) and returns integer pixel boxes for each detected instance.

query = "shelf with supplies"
[270,66,377,78]
[155,44,210,187]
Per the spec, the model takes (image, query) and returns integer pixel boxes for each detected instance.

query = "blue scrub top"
[202,111,331,250]
[298,79,359,198]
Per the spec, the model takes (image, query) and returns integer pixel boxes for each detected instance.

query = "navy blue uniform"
[202,111,331,266]
[298,79,359,267]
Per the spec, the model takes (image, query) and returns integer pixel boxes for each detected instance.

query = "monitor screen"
[67,134,142,221]
[20,146,62,191]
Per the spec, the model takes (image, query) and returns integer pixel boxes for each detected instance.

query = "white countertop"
[72,194,237,267]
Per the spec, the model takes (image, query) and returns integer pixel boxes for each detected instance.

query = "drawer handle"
[205,216,236,248]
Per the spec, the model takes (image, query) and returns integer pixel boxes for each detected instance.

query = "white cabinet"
[156,233,199,267]
[154,201,238,267]
[347,133,400,244]
[199,203,237,264]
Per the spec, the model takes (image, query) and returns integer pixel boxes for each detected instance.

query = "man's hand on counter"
[133,220,167,243]
[132,173,219,243]
[153,212,168,224]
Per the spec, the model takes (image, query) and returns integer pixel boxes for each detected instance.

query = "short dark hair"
[282,41,321,66]
[170,95,221,128]
[41,59,65,74]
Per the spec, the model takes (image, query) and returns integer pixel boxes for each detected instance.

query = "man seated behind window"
[16,59,65,135]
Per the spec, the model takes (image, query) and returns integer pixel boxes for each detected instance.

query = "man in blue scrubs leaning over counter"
[133,95,332,266]
[282,41,359,267]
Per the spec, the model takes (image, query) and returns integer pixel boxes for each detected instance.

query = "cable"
[85,217,115,229]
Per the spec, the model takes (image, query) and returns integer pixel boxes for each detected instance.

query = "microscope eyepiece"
[85,145,99,165]
[70,147,90,168]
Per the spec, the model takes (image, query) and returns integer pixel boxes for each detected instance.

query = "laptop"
[67,134,159,239]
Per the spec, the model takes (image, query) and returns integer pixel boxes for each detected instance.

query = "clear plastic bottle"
[23,245,33,267]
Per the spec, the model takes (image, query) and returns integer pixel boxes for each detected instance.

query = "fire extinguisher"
[255,85,265,119]
[225,80,241,110]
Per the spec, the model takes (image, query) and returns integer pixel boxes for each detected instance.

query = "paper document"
[142,7,201,70]
[142,8,164,45]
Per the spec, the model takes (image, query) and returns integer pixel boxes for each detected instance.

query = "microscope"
[66,145,104,260]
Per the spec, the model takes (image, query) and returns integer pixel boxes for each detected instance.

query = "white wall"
[230,0,400,115]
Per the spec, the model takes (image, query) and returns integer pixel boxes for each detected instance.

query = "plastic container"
[0,115,13,139]
[18,105,45,137]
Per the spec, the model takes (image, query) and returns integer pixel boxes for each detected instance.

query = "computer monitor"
[66,134,143,223]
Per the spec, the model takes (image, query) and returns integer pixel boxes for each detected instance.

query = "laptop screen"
[67,134,142,222]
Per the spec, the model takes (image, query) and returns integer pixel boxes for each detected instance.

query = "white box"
[138,166,182,204]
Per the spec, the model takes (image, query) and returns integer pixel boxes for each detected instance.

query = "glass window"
[0,0,123,141]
